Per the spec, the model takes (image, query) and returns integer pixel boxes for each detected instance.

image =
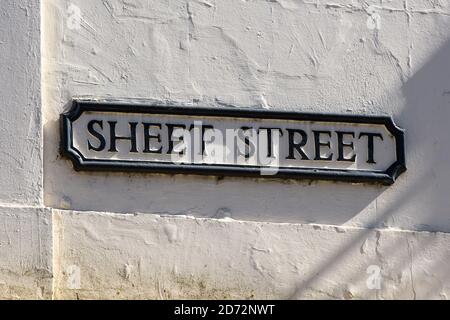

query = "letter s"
[87,120,106,151]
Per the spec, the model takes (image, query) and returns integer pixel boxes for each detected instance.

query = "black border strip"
[60,99,406,185]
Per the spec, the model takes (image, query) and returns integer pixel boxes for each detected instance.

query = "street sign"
[61,100,406,184]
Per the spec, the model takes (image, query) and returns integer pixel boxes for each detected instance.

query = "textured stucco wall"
[40,0,450,299]
[0,207,52,299]
[0,0,53,299]
[1,0,450,299]
[53,210,450,299]
[0,0,42,205]
[43,0,450,233]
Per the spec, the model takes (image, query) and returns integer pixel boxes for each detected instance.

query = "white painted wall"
[43,0,450,234]
[0,0,42,205]
[1,0,450,299]
[53,210,450,299]
[0,0,53,299]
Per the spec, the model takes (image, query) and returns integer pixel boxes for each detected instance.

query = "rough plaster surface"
[43,0,450,233]
[0,206,52,299]
[0,0,42,205]
[0,0,449,299]
[0,0,53,300]
[54,210,450,299]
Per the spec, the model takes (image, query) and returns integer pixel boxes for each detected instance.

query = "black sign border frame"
[61,100,406,185]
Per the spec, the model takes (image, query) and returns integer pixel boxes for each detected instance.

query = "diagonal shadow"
[291,37,450,299]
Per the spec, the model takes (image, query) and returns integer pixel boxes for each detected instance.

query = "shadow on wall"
[47,110,387,227]
[291,39,450,299]
[47,123,386,226]
[47,32,450,229]
[42,0,406,227]
[44,13,448,232]
[396,39,450,232]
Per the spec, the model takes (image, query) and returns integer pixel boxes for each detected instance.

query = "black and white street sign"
[61,100,406,184]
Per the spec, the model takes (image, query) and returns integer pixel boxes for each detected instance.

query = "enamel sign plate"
[61,100,406,185]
